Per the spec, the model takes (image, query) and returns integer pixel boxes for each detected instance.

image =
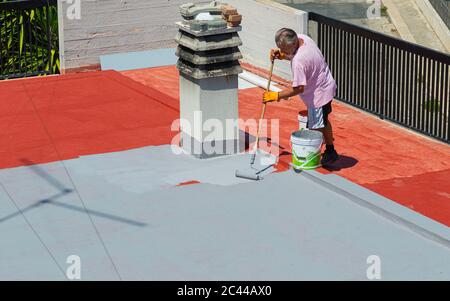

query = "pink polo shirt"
[291,34,337,109]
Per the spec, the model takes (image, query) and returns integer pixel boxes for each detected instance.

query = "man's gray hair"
[275,28,298,48]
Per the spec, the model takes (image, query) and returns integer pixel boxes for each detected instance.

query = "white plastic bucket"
[291,130,323,170]
[298,110,308,130]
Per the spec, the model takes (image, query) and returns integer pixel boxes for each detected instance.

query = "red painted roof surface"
[0,66,449,225]
[0,71,178,168]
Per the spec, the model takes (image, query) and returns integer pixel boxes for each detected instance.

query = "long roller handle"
[250,59,275,165]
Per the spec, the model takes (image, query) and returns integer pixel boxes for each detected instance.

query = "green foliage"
[380,5,388,17]
[424,99,441,113]
[0,0,59,78]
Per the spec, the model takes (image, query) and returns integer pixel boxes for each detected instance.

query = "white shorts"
[307,101,332,129]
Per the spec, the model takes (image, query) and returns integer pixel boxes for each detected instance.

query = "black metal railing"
[0,0,58,80]
[429,0,450,30]
[309,12,450,143]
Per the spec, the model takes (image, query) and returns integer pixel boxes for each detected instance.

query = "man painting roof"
[263,28,339,166]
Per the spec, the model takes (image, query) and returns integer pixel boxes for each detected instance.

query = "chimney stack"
[175,1,243,158]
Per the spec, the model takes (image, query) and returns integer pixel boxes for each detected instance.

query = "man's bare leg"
[314,121,334,145]
[313,121,338,165]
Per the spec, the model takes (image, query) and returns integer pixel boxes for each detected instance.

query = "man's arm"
[263,85,304,103]
[279,85,304,100]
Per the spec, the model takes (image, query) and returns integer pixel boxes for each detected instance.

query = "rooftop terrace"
[0,0,449,281]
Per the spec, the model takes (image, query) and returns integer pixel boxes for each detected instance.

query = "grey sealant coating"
[0,145,449,280]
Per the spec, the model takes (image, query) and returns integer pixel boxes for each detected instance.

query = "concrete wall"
[58,0,308,78]
[414,0,450,53]
[58,0,206,71]
[226,0,308,80]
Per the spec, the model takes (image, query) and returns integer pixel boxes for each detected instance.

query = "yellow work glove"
[262,91,280,103]
[270,48,286,61]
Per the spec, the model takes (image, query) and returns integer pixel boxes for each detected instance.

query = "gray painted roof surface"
[1,145,449,280]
